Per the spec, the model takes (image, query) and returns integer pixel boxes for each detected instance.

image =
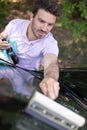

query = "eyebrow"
[38,18,54,25]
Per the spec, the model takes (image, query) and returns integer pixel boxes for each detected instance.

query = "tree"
[59,0,87,42]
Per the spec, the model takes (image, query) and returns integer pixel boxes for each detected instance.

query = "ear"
[30,12,34,21]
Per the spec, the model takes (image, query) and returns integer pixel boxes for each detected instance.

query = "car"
[0,64,87,130]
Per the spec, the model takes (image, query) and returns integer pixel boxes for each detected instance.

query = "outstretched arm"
[39,53,60,100]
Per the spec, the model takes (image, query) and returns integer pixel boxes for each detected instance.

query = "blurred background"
[0,0,87,68]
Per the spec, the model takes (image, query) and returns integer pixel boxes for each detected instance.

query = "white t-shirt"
[4,19,59,70]
[0,19,59,95]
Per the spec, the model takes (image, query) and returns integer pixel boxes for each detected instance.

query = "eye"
[39,19,45,23]
[48,23,53,27]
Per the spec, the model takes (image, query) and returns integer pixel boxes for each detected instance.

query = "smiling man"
[0,0,61,100]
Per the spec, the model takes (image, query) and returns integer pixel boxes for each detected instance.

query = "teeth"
[25,91,86,130]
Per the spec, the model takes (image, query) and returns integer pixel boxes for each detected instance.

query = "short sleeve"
[4,19,22,37]
[4,19,16,36]
[42,34,59,56]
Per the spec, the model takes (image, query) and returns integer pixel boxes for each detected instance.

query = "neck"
[27,23,36,41]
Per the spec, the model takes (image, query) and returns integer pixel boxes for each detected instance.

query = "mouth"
[38,30,47,36]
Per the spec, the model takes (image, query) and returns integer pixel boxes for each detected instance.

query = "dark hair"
[32,0,61,17]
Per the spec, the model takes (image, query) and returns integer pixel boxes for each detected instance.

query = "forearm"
[44,63,59,81]
[40,54,60,99]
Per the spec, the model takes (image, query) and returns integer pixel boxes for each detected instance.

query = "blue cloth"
[0,40,17,69]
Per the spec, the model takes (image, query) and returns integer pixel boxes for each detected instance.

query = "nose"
[42,23,48,32]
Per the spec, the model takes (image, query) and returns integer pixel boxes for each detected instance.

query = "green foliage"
[0,0,12,4]
[71,21,87,42]
[59,0,87,42]
[78,1,87,19]
[0,0,11,30]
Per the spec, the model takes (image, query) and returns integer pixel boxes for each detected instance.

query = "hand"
[39,77,60,100]
[0,34,11,50]
[0,40,11,50]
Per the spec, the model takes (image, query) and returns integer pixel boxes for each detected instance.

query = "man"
[0,0,60,100]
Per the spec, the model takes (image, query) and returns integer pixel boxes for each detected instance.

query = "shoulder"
[41,32,59,56]
[44,32,58,46]
[7,18,30,27]
[5,19,30,35]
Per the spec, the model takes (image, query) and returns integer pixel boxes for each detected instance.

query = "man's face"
[30,9,57,39]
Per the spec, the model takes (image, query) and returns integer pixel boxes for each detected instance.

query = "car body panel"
[0,67,87,130]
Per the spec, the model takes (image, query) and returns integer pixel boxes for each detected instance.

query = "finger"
[0,32,8,39]
[0,45,11,49]
[0,39,8,44]
[0,41,11,49]
[39,83,48,95]
[47,84,56,100]
[53,82,60,98]
[2,43,11,47]
[47,82,60,100]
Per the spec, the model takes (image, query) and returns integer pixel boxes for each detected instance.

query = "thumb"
[0,32,8,40]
